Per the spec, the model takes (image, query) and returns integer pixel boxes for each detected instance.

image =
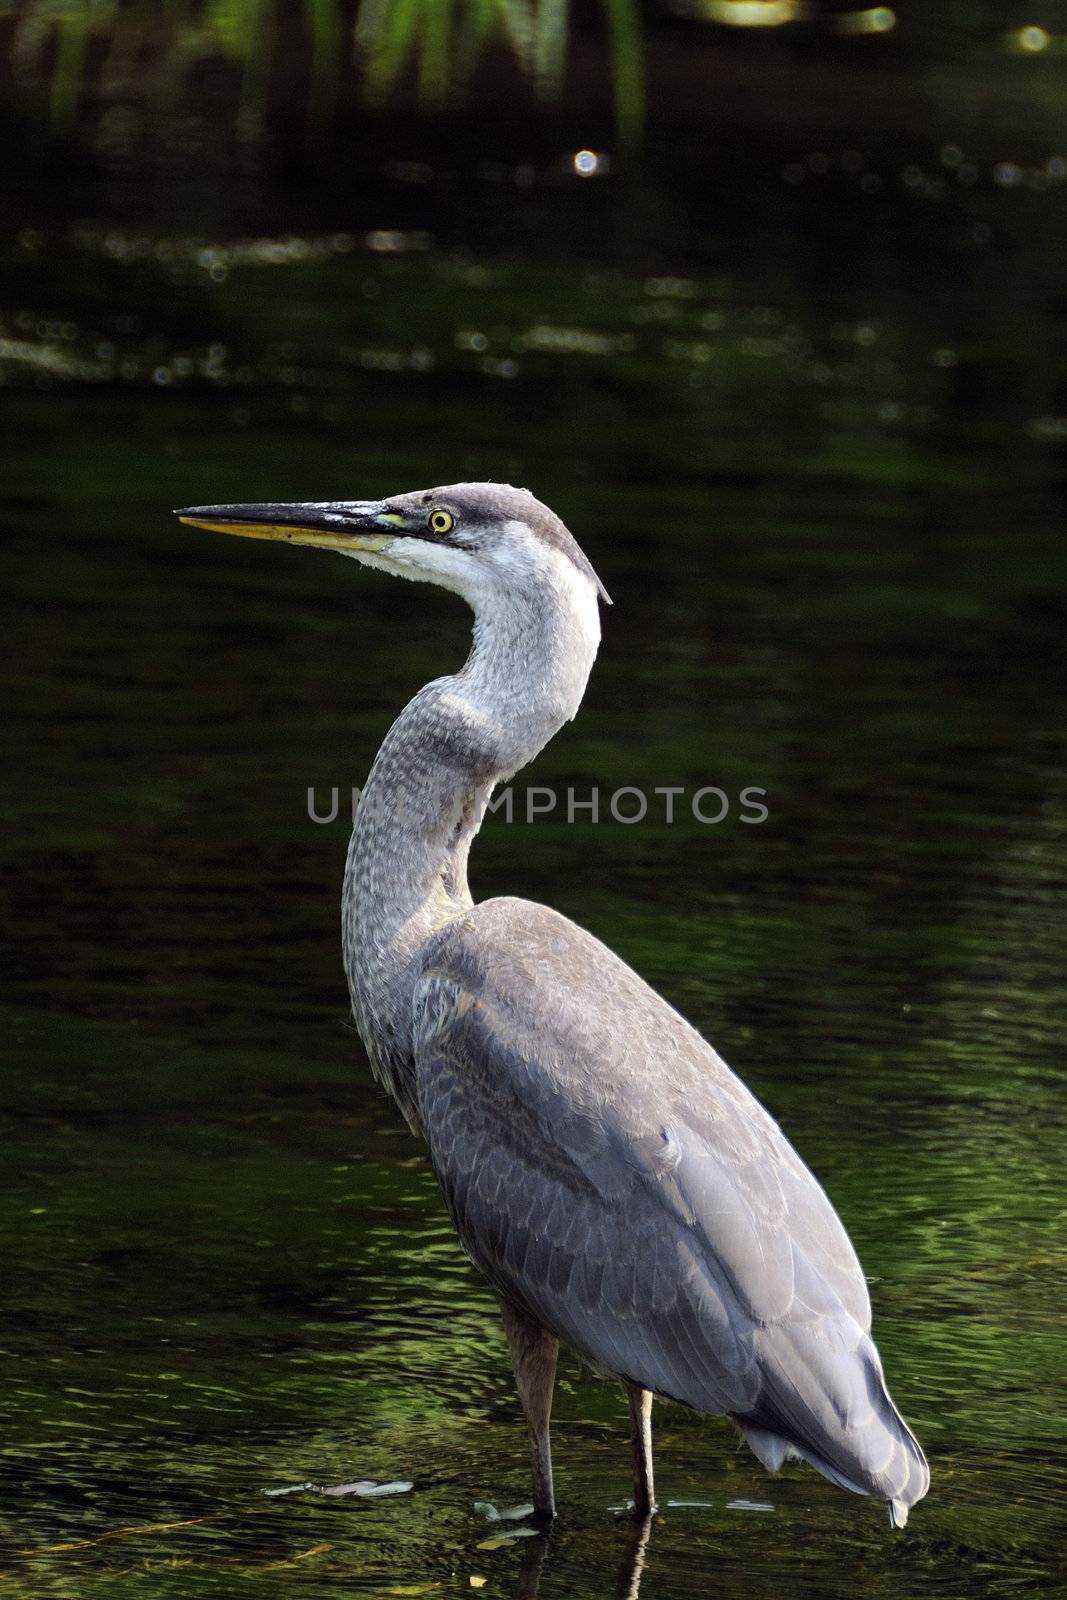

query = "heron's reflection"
[513,1513,654,1600]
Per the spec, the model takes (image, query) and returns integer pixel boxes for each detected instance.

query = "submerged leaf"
[318,1478,414,1498]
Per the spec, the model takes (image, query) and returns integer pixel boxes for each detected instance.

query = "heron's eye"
[428,509,455,536]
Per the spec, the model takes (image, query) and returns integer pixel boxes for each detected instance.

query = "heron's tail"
[737,1324,929,1527]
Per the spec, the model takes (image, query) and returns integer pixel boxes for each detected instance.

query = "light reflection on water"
[6,208,1067,485]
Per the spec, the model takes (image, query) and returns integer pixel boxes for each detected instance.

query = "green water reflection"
[2,51,1067,1598]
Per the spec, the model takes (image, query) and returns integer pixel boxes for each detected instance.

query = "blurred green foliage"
[4,0,1065,152]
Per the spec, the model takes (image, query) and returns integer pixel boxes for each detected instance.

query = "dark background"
[1,4,1065,1596]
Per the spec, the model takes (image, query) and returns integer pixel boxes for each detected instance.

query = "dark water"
[3,30,1067,1596]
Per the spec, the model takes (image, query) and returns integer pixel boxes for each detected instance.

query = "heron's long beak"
[174,501,404,553]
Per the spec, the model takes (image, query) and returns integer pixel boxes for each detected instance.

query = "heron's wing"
[412,895,928,1515]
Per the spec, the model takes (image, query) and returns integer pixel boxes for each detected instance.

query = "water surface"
[2,64,1066,1597]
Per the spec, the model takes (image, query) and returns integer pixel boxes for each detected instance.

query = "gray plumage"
[178,481,929,1528]
[412,901,927,1519]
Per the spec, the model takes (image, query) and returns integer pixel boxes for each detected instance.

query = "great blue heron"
[177,483,929,1528]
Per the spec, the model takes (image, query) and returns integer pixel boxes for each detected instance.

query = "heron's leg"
[500,1298,559,1521]
[624,1381,656,1516]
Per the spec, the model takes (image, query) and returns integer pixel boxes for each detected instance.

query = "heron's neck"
[342,562,600,1121]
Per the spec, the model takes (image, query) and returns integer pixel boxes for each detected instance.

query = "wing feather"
[411,896,928,1514]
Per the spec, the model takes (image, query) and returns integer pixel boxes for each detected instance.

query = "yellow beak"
[175,500,402,552]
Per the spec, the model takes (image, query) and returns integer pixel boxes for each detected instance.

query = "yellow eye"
[428,509,455,536]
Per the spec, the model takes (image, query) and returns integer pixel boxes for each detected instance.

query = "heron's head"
[176,482,610,617]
